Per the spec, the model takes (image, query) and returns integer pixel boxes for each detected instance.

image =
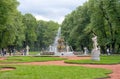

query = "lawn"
[29,51,40,55]
[0,56,66,63]
[65,55,120,64]
[0,65,111,79]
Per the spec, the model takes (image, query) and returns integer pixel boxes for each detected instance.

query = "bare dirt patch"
[0,67,16,71]
[60,56,90,60]
[0,57,6,60]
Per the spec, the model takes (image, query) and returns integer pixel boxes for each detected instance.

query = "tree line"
[0,0,59,52]
[1,0,120,54]
[61,0,120,54]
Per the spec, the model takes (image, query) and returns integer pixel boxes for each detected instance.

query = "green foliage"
[1,0,120,54]
[0,0,19,48]
[0,65,111,79]
[22,13,37,47]
[35,20,59,50]
[0,0,19,25]
[13,12,25,46]
[61,2,91,51]
[0,0,59,51]
[61,0,120,53]
[87,0,120,53]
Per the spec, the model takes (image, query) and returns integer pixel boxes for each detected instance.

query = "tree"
[13,12,25,47]
[0,0,19,48]
[36,20,59,51]
[87,0,120,53]
[22,13,37,48]
[61,0,120,54]
[61,2,91,51]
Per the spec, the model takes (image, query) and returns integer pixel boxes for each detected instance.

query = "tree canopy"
[0,0,59,51]
[0,0,120,54]
[61,0,120,53]
[0,0,19,48]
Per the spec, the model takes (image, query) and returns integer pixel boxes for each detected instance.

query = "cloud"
[17,0,87,24]
[35,15,50,21]
[35,14,64,24]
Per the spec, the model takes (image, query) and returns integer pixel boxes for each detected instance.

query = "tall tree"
[22,13,37,48]
[0,0,19,48]
[61,2,91,51]
[13,12,25,47]
[36,20,59,50]
[61,0,120,53]
[87,0,120,53]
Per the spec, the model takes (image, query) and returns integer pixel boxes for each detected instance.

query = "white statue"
[66,45,69,52]
[92,34,98,50]
[26,45,30,55]
[91,34,100,61]
[84,47,88,55]
[49,45,53,52]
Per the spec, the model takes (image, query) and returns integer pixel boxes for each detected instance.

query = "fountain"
[48,27,74,56]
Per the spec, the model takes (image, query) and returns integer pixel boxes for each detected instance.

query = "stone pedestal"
[91,49,100,61]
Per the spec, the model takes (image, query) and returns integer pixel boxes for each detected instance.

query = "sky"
[17,0,87,24]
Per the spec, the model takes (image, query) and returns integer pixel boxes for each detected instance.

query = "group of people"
[0,45,30,56]
[0,48,7,56]
[0,48,16,56]
[20,47,28,56]
[106,48,112,55]
[19,45,30,56]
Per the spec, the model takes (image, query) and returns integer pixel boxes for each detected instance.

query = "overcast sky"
[17,0,87,24]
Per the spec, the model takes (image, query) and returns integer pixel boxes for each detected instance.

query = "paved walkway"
[0,56,120,79]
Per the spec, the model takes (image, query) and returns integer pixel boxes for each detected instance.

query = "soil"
[0,67,15,71]
[0,57,6,60]
[0,56,120,79]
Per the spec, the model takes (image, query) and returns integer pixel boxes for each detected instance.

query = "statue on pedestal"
[26,45,30,55]
[91,34,100,61]
[84,47,88,55]
[92,34,98,50]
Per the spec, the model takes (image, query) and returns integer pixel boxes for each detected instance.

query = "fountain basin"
[40,52,54,55]
[55,52,74,56]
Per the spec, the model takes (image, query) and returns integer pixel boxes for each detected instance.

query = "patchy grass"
[29,51,40,55]
[0,56,65,63]
[65,55,120,64]
[0,65,111,79]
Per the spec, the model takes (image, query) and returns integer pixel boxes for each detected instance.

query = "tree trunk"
[111,42,115,54]
[116,44,120,54]
[81,45,84,53]
[100,46,106,54]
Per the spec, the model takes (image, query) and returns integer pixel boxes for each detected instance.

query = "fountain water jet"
[48,27,74,56]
